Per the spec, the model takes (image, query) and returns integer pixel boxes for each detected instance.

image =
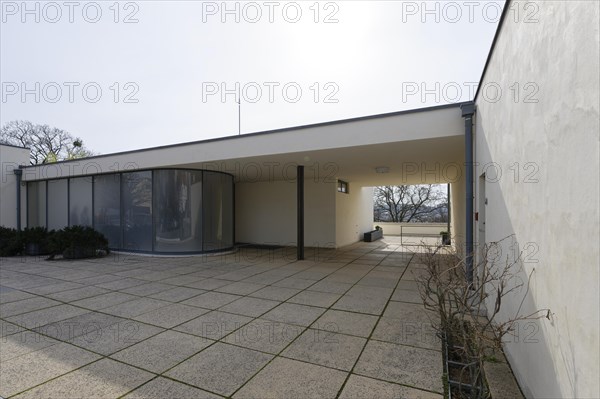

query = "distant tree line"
[374,184,448,223]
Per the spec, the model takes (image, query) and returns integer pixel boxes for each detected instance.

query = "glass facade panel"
[30,169,233,254]
[203,171,234,251]
[69,177,93,226]
[47,179,68,230]
[154,170,203,252]
[122,171,153,251]
[27,181,46,227]
[94,174,121,248]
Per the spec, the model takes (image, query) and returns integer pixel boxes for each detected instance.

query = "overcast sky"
[1,1,502,154]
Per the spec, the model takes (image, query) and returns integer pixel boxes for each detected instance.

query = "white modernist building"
[0,2,598,398]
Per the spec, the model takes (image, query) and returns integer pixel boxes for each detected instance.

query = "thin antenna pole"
[237,99,241,135]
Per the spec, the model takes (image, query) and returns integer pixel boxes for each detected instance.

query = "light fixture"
[375,166,390,174]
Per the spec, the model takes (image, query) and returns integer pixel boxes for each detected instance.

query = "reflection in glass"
[203,171,234,251]
[27,181,46,227]
[47,179,68,230]
[122,171,153,251]
[94,174,121,247]
[154,170,203,252]
[69,177,93,227]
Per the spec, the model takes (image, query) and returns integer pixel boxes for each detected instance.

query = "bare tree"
[374,184,448,222]
[0,120,94,165]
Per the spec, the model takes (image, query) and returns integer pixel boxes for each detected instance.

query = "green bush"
[47,226,109,259]
[0,226,22,256]
[21,227,51,255]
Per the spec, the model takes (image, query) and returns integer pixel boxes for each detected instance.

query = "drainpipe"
[14,167,23,231]
[461,101,475,285]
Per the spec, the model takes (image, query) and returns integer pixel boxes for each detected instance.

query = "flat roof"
[19,102,466,169]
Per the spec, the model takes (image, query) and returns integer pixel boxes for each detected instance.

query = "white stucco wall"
[0,145,29,229]
[335,186,373,247]
[474,2,599,398]
[235,179,336,247]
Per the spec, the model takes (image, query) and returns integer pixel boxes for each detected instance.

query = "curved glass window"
[94,174,121,248]
[123,171,153,252]
[154,170,203,252]
[29,168,234,254]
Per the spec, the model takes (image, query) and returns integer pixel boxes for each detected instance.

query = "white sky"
[1,1,502,154]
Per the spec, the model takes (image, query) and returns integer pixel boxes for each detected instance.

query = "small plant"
[0,226,22,256]
[415,237,549,398]
[47,226,109,260]
[375,225,381,230]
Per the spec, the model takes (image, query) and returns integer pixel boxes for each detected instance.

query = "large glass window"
[27,181,46,227]
[47,179,68,230]
[203,171,234,251]
[69,177,93,227]
[122,171,153,251]
[94,174,121,248]
[29,168,233,254]
[154,170,203,252]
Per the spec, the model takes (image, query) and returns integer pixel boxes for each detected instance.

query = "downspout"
[461,101,475,285]
[14,167,23,231]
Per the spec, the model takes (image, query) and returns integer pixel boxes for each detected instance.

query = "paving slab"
[175,310,252,340]
[372,317,440,351]
[101,297,171,318]
[233,357,347,399]
[339,374,442,399]
[332,286,393,315]
[288,290,341,308]
[71,292,138,310]
[165,342,272,396]
[70,320,164,355]
[147,286,205,302]
[0,289,37,304]
[182,291,242,309]
[314,309,379,338]
[216,281,266,295]
[282,328,367,371]
[13,358,154,399]
[249,286,300,301]
[123,377,222,399]
[134,303,210,328]
[219,296,280,317]
[46,286,110,302]
[262,303,325,327]
[111,330,213,373]
[354,340,443,393]
[0,330,59,362]
[0,342,100,397]
[0,296,61,318]
[6,304,90,328]
[223,318,304,354]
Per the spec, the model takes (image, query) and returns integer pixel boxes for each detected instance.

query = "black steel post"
[14,168,23,231]
[297,165,304,260]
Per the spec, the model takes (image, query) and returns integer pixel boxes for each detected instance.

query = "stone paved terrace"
[0,238,443,398]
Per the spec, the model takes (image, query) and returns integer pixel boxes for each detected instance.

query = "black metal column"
[14,168,23,230]
[297,165,304,260]
[461,102,475,285]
